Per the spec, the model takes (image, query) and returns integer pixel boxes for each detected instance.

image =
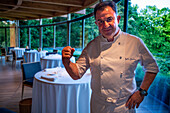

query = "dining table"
[11,47,25,58]
[24,50,47,63]
[32,67,91,113]
[40,54,75,69]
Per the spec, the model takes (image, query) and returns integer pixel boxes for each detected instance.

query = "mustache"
[102,26,112,30]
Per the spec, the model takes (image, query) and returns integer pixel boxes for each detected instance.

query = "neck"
[107,29,120,42]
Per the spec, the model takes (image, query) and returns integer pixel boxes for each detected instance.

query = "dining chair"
[12,50,23,68]
[46,52,57,56]
[53,49,58,53]
[0,48,13,61]
[0,48,6,59]
[23,55,27,63]
[7,47,14,55]
[25,49,31,51]
[21,62,42,99]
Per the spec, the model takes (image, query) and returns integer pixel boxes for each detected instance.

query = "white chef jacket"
[75,31,159,113]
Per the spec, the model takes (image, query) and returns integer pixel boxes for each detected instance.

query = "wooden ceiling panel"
[0,0,17,5]
[21,2,68,13]
[23,0,83,7]
[0,14,27,19]
[1,12,39,18]
[0,0,98,20]
[16,7,55,16]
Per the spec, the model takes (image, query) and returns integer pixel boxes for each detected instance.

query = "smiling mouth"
[103,28,112,32]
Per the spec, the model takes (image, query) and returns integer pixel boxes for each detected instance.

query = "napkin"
[41,75,57,81]
[43,68,54,72]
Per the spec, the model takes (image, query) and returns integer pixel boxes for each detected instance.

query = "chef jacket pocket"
[125,57,140,77]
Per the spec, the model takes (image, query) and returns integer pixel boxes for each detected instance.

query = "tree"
[128,2,170,74]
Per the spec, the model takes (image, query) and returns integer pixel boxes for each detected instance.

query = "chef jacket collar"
[101,29,121,43]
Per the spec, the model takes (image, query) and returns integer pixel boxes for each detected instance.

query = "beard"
[100,26,120,41]
[101,27,116,38]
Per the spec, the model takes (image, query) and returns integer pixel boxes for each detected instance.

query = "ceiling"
[0,0,99,20]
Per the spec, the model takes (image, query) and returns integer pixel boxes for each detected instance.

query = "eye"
[98,19,104,24]
[107,17,113,22]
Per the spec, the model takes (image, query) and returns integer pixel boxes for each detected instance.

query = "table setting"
[11,47,25,58]
[36,67,91,83]
[40,54,75,69]
[24,50,47,63]
[32,67,91,113]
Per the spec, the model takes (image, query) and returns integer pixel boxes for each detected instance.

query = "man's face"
[95,6,121,39]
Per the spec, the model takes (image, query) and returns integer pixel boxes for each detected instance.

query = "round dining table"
[24,50,47,63]
[32,67,91,113]
[40,54,75,69]
[12,47,25,58]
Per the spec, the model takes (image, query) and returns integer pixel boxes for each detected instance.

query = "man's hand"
[62,46,75,63]
[62,46,79,80]
[125,91,144,109]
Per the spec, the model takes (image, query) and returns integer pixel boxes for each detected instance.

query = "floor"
[0,57,169,113]
[0,57,32,113]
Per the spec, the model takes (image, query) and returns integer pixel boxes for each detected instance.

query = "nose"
[103,21,110,28]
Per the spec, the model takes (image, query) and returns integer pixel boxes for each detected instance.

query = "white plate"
[47,73,57,76]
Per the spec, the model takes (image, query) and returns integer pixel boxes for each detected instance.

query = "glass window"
[0,28,6,48]
[20,28,29,48]
[129,0,170,112]
[0,21,10,49]
[43,26,54,48]
[55,24,67,47]
[31,27,40,50]
[70,20,82,48]
[85,16,99,47]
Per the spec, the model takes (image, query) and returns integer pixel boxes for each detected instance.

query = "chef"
[62,1,159,113]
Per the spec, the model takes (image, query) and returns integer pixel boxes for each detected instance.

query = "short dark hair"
[94,1,117,19]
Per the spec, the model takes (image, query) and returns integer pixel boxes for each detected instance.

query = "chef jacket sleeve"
[75,48,90,78]
[138,38,159,73]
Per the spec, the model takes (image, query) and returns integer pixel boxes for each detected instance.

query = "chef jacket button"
[106,97,113,102]
[120,56,122,59]
[106,97,117,103]
[120,74,122,78]
[112,99,117,103]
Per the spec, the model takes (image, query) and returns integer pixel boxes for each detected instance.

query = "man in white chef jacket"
[62,1,159,113]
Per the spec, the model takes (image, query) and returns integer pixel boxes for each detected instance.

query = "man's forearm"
[140,72,157,91]
[63,60,80,80]
[125,72,157,109]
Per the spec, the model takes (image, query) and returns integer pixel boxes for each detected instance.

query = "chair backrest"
[0,48,6,56]
[12,50,17,60]
[25,49,31,52]
[21,62,42,81]
[7,47,14,54]
[23,55,27,63]
[46,52,56,56]
[53,49,58,53]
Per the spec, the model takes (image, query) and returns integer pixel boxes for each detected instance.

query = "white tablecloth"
[24,51,47,63]
[41,54,75,69]
[32,68,91,113]
[12,48,25,58]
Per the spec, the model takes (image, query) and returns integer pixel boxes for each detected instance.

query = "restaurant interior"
[0,0,169,113]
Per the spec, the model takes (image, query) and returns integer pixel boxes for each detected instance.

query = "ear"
[117,15,121,24]
[95,21,97,25]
